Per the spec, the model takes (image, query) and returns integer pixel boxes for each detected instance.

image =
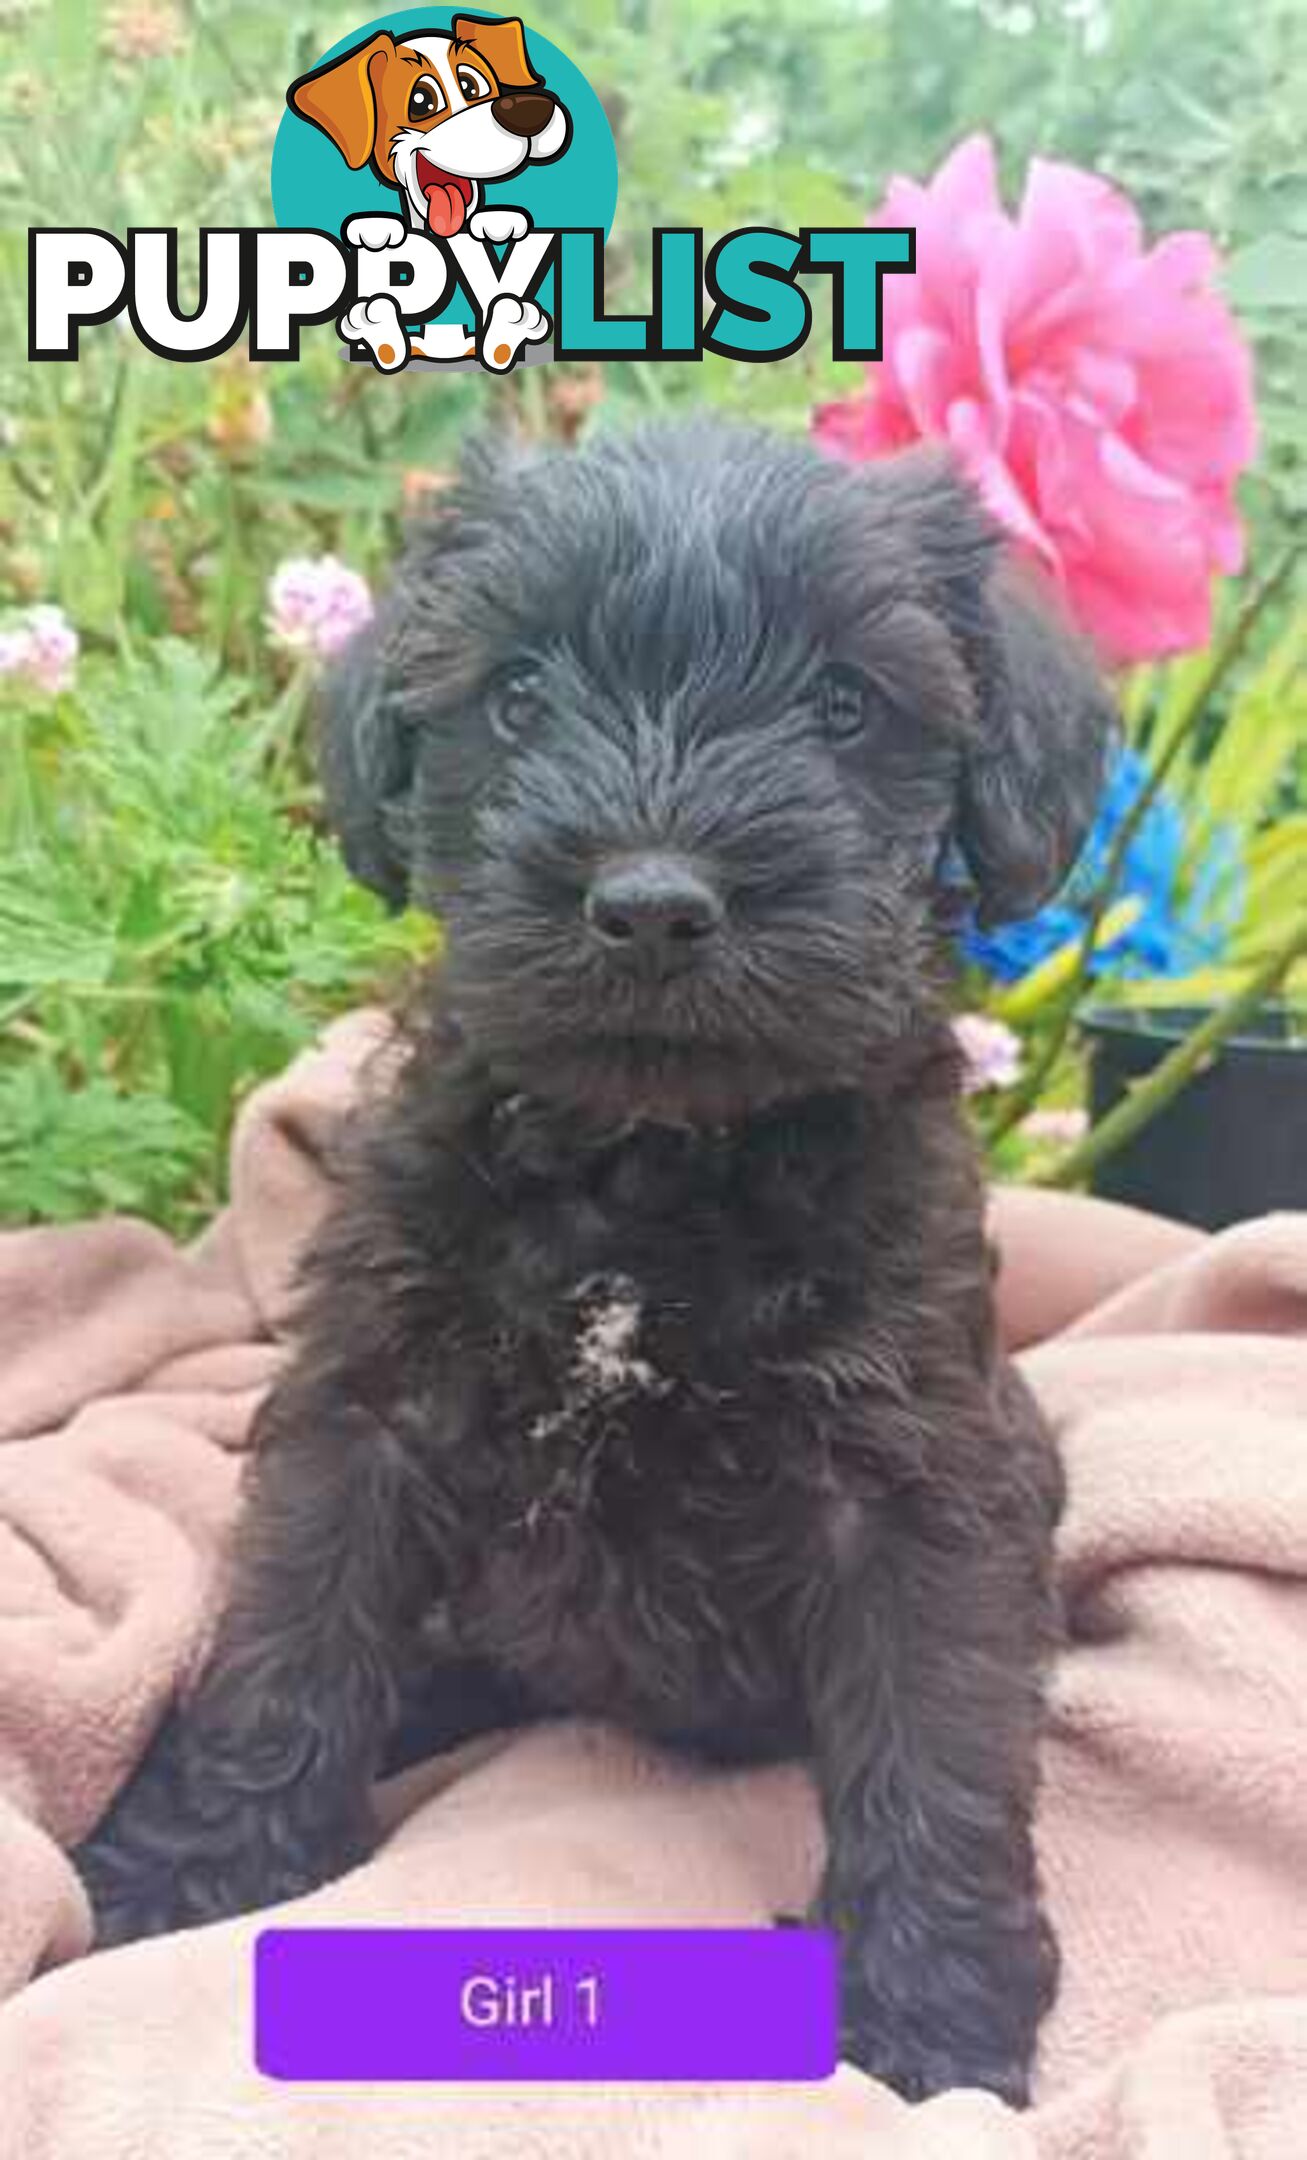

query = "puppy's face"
[325,427,1114,1124]
[289,17,570,236]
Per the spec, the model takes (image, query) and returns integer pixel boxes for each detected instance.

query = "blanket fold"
[2,1014,1304,2157]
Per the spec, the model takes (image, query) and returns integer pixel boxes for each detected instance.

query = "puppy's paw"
[468,206,531,247]
[338,295,409,373]
[839,1972,1041,2108]
[78,1818,361,1948]
[480,293,550,373]
[846,2027,1033,2109]
[73,1703,376,1948]
[344,213,408,252]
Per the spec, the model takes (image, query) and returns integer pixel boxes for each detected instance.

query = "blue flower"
[960,746,1241,985]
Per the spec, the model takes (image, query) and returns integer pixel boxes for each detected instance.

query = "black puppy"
[79,423,1112,2104]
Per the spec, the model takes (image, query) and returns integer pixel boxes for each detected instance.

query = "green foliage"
[3,0,1303,507]
[0,643,432,1228]
[0,0,1303,1223]
[958,552,1306,1179]
[1127,593,1307,994]
[0,1064,210,1225]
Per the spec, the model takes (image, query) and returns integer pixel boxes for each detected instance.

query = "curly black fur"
[77,421,1114,2104]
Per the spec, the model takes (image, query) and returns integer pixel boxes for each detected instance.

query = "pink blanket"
[2,1014,1305,2157]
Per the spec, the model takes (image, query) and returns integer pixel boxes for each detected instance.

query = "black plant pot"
[1080,1002,1307,1231]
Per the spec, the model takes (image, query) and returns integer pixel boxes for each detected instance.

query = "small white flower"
[0,603,78,696]
[267,556,373,661]
[953,1012,1023,1094]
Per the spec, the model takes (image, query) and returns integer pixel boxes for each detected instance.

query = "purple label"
[255,1926,838,2082]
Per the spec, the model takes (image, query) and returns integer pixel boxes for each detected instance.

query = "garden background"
[0,0,1304,1230]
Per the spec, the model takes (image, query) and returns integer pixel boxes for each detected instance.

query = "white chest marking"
[530,1282,670,1444]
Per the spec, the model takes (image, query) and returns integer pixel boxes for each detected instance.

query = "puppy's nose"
[492,91,556,138]
[584,855,723,969]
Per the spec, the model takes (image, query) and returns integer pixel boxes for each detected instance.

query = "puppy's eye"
[456,64,491,101]
[487,673,543,747]
[818,665,875,746]
[408,76,447,122]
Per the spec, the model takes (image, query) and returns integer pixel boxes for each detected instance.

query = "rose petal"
[812,137,1257,660]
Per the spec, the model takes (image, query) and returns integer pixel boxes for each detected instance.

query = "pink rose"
[813,135,1256,662]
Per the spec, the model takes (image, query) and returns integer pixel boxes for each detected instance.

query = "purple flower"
[267,556,373,662]
[0,604,79,696]
[953,1012,1023,1095]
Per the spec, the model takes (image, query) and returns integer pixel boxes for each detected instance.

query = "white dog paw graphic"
[468,207,532,247]
[480,293,550,372]
[343,214,408,252]
[338,294,410,372]
[409,322,478,363]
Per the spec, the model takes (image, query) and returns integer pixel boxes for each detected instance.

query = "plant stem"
[255,659,316,779]
[988,546,1302,1144]
[7,459,52,508]
[215,466,241,663]
[1039,911,1307,1189]
[0,709,40,855]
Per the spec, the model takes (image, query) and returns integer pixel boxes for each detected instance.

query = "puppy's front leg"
[77,1370,448,1946]
[807,1422,1059,2105]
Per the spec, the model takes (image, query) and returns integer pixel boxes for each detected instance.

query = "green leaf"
[1187,608,1307,843]
[0,1063,210,1226]
[1224,234,1307,310]
[0,879,115,991]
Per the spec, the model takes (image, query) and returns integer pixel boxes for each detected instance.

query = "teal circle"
[270,8,617,313]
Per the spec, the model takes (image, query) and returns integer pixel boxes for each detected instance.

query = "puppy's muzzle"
[584,853,723,977]
[492,91,556,138]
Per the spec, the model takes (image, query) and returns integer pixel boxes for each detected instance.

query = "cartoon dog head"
[288,15,571,237]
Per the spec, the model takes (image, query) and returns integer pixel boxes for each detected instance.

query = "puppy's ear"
[958,558,1116,927]
[318,615,413,909]
[287,32,394,170]
[863,450,1114,925]
[453,14,542,89]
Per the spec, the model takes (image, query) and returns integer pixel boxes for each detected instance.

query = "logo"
[273,9,616,374]
[27,10,914,374]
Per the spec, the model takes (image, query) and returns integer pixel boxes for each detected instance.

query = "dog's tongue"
[425,180,467,238]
